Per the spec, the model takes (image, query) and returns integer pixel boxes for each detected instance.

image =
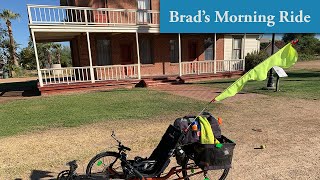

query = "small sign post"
[272,66,288,91]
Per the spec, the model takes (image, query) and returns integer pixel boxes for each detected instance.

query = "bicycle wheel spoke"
[86,152,124,179]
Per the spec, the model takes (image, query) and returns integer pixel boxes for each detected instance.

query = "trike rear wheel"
[182,159,229,180]
[86,151,125,179]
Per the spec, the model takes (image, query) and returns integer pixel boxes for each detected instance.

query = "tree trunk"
[6,20,19,67]
[56,52,61,64]
[47,49,52,65]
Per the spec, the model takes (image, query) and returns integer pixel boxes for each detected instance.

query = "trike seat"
[130,125,183,177]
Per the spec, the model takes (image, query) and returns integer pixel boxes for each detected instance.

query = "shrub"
[298,53,315,61]
[245,50,269,71]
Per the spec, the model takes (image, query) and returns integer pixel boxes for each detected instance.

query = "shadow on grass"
[28,170,55,180]
[287,71,320,78]
[0,80,40,97]
[189,80,235,85]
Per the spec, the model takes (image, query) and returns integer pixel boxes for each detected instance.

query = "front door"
[120,44,133,64]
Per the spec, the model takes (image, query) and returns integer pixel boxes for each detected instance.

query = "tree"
[52,43,62,64]
[282,33,319,55]
[0,24,6,64]
[20,38,72,69]
[0,9,21,67]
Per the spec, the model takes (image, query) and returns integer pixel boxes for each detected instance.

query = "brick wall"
[72,0,160,10]
[74,33,96,66]
[216,34,224,60]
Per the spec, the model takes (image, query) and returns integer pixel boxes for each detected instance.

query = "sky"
[0,0,319,50]
[0,0,60,49]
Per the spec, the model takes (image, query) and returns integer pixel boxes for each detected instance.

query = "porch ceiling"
[34,32,82,43]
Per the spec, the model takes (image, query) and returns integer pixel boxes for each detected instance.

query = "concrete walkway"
[0,77,38,83]
[150,83,265,103]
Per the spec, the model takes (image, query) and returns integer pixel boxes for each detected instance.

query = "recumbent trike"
[57,112,236,180]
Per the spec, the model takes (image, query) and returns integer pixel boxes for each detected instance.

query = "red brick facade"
[67,0,225,76]
[70,0,160,10]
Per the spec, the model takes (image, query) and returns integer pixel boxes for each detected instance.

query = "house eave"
[29,24,160,34]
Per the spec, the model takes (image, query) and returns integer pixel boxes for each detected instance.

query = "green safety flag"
[214,43,298,102]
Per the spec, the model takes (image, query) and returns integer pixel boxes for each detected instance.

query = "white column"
[178,33,182,76]
[135,32,141,79]
[86,32,95,83]
[31,30,43,87]
[243,33,247,71]
[214,33,217,74]
[27,6,32,24]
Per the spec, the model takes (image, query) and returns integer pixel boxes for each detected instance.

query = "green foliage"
[0,9,21,21]
[260,42,269,50]
[0,9,21,69]
[19,39,72,70]
[282,34,320,56]
[298,53,315,61]
[60,45,72,67]
[244,50,269,71]
[19,44,36,70]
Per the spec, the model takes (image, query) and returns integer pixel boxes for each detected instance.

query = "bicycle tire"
[56,170,70,180]
[181,158,230,180]
[86,151,125,179]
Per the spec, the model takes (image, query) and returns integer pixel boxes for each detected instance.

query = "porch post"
[243,33,247,71]
[178,33,182,76]
[31,30,43,87]
[214,33,217,74]
[86,32,95,83]
[135,32,141,80]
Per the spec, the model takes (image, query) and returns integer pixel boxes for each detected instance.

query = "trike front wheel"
[86,151,125,179]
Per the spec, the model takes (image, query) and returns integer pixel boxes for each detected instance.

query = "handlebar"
[119,144,131,151]
[111,131,131,151]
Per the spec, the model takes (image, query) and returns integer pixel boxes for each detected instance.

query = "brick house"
[27,0,260,92]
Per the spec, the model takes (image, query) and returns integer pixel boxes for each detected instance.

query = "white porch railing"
[27,5,160,26]
[216,59,245,72]
[40,66,92,86]
[93,64,139,81]
[181,59,244,75]
[39,64,139,86]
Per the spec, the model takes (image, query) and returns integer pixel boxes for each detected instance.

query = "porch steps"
[179,71,244,83]
[39,80,140,95]
[137,76,182,88]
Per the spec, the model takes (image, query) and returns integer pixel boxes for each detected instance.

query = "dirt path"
[150,84,266,103]
[292,60,320,70]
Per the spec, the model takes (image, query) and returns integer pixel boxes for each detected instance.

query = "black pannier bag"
[192,135,236,170]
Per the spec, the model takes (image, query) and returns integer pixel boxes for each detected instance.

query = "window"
[188,41,197,60]
[204,37,214,60]
[92,0,106,8]
[96,39,112,65]
[232,37,243,59]
[137,0,151,24]
[140,38,153,64]
[170,40,179,63]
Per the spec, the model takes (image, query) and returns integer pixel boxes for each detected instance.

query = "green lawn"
[0,89,209,137]
[194,69,320,100]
